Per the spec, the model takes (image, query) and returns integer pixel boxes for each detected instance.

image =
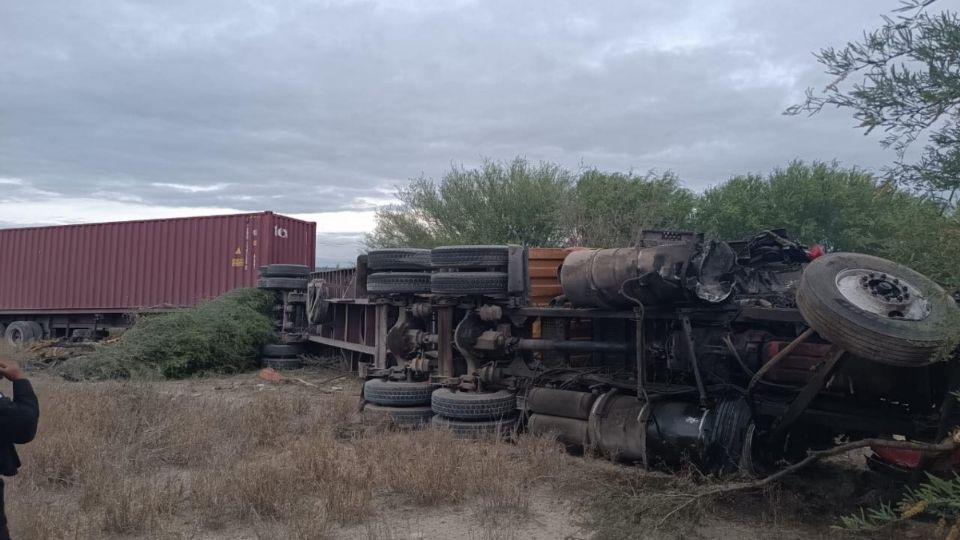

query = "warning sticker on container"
[231,258,244,268]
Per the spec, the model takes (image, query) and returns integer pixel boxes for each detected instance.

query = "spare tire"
[261,343,306,358]
[431,246,509,269]
[262,357,302,370]
[367,249,431,271]
[260,264,310,278]
[797,252,960,367]
[362,404,434,428]
[430,415,518,439]
[27,321,43,340]
[363,379,434,406]
[431,272,508,296]
[257,277,309,290]
[366,272,431,295]
[431,389,517,420]
[4,321,37,346]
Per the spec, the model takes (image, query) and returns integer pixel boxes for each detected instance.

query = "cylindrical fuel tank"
[588,392,648,461]
[527,387,597,420]
[586,392,752,470]
[560,244,695,308]
[528,414,589,448]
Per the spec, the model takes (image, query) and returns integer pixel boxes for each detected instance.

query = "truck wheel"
[431,389,517,420]
[4,321,37,346]
[367,249,431,271]
[430,272,508,296]
[261,357,302,370]
[430,415,518,439]
[797,253,960,367]
[257,277,309,290]
[431,245,509,269]
[261,343,306,358]
[260,264,310,278]
[362,404,434,428]
[366,272,431,295]
[362,379,434,406]
[27,321,43,340]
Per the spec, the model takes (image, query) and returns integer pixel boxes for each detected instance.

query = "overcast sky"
[0,0,902,265]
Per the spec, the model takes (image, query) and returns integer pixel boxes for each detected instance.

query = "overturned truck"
[285,230,960,474]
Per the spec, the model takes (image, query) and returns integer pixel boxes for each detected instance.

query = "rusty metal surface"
[311,266,357,299]
[528,413,589,447]
[527,387,596,420]
[528,247,568,306]
[0,211,315,313]
[560,243,696,309]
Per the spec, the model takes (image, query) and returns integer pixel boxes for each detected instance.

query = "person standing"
[0,360,39,540]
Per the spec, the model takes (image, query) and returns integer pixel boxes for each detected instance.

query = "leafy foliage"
[692,161,960,288]
[569,170,695,247]
[786,0,960,210]
[60,288,276,380]
[365,158,574,248]
[840,473,960,537]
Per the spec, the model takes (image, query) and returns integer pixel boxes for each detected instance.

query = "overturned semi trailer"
[294,230,960,474]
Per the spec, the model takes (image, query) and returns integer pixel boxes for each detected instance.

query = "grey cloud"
[1,0,900,216]
[315,232,365,268]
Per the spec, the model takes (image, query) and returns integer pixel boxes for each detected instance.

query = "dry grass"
[1,372,577,539]
[0,351,912,539]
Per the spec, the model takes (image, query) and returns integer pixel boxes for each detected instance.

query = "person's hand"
[0,360,24,381]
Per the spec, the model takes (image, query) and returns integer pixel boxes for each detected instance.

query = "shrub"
[60,288,275,380]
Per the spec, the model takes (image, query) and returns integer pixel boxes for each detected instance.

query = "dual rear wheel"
[361,379,518,437]
[4,321,43,346]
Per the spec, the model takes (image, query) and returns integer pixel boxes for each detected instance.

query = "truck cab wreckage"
[271,230,960,475]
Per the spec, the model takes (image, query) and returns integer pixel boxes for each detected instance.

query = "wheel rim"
[835,268,930,321]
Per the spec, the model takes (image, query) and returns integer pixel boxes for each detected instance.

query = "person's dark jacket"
[0,380,39,476]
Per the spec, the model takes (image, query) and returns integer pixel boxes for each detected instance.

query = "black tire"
[431,245,509,269]
[262,357,302,370]
[0,324,4,340]
[362,404,434,428]
[431,389,517,420]
[261,343,306,358]
[430,415,518,439]
[257,277,308,290]
[367,249,431,271]
[260,264,310,278]
[27,321,43,339]
[363,379,435,406]
[797,252,960,367]
[4,321,37,346]
[431,272,508,296]
[366,272,431,295]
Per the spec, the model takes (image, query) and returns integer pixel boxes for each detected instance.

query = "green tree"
[569,170,695,247]
[694,161,960,288]
[365,158,574,248]
[787,0,960,210]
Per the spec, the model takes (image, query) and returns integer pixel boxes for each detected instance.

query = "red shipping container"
[0,212,316,314]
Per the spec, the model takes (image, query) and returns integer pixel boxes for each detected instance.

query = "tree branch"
[656,433,960,529]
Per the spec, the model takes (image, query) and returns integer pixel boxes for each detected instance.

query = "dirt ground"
[0,362,936,540]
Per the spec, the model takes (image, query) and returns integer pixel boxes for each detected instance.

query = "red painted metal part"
[872,446,960,471]
[0,211,315,313]
[762,340,836,384]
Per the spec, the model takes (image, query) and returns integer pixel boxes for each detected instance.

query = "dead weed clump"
[355,426,572,524]
[97,471,184,534]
